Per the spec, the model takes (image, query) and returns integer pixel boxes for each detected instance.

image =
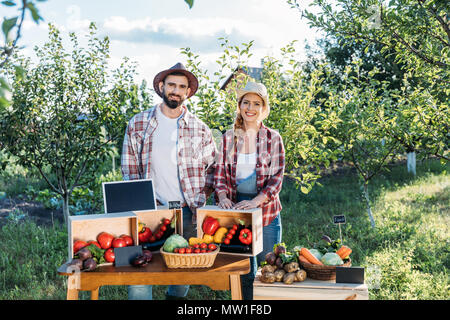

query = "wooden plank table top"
[58,253,250,300]
[253,272,369,300]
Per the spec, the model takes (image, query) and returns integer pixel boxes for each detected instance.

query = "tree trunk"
[407,151,416,176]
[62,192,70,226]
[363,182,376,228]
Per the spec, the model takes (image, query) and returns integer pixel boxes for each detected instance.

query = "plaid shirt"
[121,104,217,212]
[214,124,285,226]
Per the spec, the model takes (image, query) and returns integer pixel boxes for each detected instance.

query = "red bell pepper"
[239,228,252,245]
[202,216,220,235]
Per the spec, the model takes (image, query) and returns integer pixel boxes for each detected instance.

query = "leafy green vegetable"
[85,244,106,264]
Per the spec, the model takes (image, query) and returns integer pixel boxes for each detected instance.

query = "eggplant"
[141,239,165,252]
[322,235,332,244]
[142,250,153,263]
[132,255,147,267]
[220,244,252,254]
[83,258,97,271]
[76,247,92,261]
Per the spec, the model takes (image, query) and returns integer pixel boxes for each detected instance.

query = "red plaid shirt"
[214,124,285,226]
[121,104,217,211]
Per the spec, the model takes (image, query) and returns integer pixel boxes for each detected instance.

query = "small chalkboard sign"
[114,246,143,267]
[333,215,346,224]
[168,201,181,209]
[102,179,157,214]
[336,266,365,284]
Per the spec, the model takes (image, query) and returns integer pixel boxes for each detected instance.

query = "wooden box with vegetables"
[195,205,263,257]
[68,211,138,269]
[133,206,182,252]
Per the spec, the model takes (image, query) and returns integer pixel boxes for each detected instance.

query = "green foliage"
[0,23,145,223]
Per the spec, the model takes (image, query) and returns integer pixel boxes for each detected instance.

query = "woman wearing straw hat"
[214,81,285,300]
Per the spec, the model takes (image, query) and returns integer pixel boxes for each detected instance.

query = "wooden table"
[58,253,250,300]
[253,272,369,300]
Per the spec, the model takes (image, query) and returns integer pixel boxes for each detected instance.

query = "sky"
[4,0,321,101]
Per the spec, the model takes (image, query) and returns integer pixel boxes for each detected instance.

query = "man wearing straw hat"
[121,62,217,300]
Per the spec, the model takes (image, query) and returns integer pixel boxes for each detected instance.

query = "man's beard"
[162,90,184,109]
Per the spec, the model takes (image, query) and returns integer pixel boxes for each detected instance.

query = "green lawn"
[0,159,448,300]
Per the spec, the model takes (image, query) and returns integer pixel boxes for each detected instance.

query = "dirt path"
[0,196,65,227]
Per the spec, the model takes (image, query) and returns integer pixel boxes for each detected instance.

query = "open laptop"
[102,179,157,214]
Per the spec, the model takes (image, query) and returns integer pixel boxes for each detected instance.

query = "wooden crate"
[253,272,369,300]
[133,206,183,245]
[68,211,138,261]
[196,205,263,257]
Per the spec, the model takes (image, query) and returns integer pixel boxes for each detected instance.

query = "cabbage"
[320,252,344,266]
[309,249,323,260]
[162,234,189,253]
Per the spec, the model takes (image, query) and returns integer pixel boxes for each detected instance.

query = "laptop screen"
[102,179,157,213]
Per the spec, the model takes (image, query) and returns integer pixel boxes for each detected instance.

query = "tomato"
[173,248,179,253]
[193,244,200,249]
[155,231,163,240]
[73,240,88,253]
[226,233,233,240]
[228,229,236,235]
[87,240,101,249]
[208,243,217,251]
[119,234,134,246]
[200,242,208,249]
[178,247,186,254]
[185,247,193,254]
[138,227,152,243]
[160,225,167,232]
[149,235,156,243]
[104,248,115,263]
[201,249,207,253]
[97,232,114,249]
[223,238,230,245]
[112,237,127,248]
[163,219,171,225]
[194,248,201,254]
[232,224,238,230]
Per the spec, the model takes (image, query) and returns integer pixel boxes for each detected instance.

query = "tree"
[290,0,449,162]
[0,23,141,224]
[1,0,45,109]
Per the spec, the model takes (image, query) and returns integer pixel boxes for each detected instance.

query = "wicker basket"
[300,258,352,280]
[160,247,220,268]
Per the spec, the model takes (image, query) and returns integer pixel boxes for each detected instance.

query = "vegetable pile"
[70,231,136,271]
[163,234,219,254]
[139,216,177,252]
[259,243,307,284]
[296,234,352,266]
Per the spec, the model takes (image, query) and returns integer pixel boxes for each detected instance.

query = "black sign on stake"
[333,215,346,243]
[168,201,181,209]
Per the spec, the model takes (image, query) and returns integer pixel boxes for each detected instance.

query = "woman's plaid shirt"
[214,124,285,226]
[121,104,217,211]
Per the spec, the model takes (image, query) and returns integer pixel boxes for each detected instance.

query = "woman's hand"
[233,199,260,210]
[217,192,234,209]
[233,193,268,210]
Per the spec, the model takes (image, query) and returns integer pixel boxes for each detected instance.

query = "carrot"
[298,254,310,264]
[336,245,352,259]
[300,248,323,265]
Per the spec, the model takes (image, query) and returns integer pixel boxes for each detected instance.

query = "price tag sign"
[168,201,181,209]
[333,215,346,224]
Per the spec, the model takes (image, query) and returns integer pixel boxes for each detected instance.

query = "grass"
[0,159,448,299]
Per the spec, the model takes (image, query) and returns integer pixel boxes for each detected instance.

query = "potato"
[283,262,299,273]
[261,264,277,274]
[260,272,276,283]
[295,269,307,282]
[274,269,286,282]
[282,272,296,284]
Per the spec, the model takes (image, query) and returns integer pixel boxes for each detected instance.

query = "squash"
[300,248,324,265]
[213,227,228,244]
[336,245,352,259]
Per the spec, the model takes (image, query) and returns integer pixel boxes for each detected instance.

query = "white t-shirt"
[150,106,185,205]
[236,152,257,183]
